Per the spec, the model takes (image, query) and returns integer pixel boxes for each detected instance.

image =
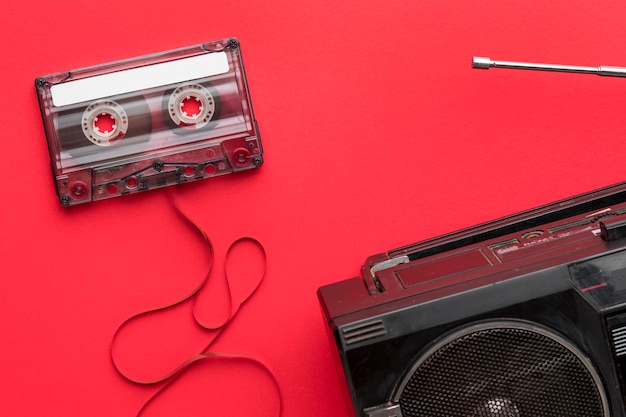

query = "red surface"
[3,1,626,416]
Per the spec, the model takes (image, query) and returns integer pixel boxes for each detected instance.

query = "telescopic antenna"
[473,56,626,77]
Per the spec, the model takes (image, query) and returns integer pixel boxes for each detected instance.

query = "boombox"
[318,56,626,417]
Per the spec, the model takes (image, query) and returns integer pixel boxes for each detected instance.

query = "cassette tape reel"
[36,38,262,206]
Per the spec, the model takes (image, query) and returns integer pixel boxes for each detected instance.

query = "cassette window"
[36,38,262,206]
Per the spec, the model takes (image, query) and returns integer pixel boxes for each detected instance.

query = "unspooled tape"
[110,189,281,416]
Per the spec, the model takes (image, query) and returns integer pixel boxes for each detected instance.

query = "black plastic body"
[318,180,626,417]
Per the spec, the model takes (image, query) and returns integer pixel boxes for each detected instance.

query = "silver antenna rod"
[473,56,626,77]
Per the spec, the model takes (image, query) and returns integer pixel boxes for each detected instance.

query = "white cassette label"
[50,52,229,107]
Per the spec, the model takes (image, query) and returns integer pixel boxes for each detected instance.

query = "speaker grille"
[394,321,608,417]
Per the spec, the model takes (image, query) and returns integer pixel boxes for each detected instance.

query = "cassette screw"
[35,78,46,88]
[153,159,165,172]
[228,39,239,49]
[60,196,71,207]
[252,156,263,167]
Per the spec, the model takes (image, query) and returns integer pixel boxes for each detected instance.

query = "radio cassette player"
[318,59,626,417]
[35,38,262,206]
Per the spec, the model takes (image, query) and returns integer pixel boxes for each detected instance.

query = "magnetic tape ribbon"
[110,190,282,416]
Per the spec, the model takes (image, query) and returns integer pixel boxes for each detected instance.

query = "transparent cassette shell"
[36,38,262,206]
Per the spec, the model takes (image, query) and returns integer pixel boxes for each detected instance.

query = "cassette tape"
[36,38,262,206]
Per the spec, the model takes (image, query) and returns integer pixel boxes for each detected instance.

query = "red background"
[4,1,626,416]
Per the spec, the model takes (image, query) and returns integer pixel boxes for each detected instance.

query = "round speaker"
[391,320,609,417]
